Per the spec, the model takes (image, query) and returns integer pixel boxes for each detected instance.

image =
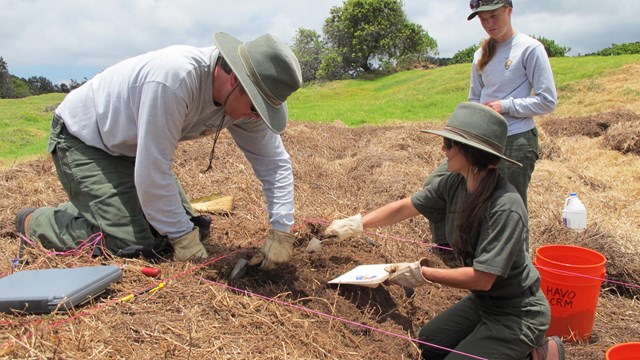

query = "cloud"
[1,0,638,83]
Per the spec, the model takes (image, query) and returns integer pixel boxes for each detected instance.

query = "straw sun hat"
[214,32,303,134]
[422,102,522,166]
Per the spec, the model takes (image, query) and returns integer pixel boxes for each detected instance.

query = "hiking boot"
[15,207,37,262]
[15,207,37,236]
[532,336,566,360]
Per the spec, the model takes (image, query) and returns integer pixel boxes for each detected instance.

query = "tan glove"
[248,229,295,270]
[171,228,209,261]
[384,258,432,288]
[323,214,363,240]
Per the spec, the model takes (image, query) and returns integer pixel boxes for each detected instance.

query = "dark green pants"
[27,115,194,258]
[417,289,550,359]
[423,128,538,244]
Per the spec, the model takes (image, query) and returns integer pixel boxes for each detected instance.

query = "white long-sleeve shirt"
[55,45,294,239]
[469,32,557,136]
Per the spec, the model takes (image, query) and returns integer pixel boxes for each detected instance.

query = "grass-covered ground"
[0,93,64,167]
[1,54,639,166]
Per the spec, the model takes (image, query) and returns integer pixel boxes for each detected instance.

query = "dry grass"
[553,63,640,118]
[1,111,640,359]
[602,120,640,156]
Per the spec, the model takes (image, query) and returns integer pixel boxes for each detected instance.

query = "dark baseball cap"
[468,0,513,20]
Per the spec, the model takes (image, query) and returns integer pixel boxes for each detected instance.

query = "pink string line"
[301,216,640,291]
[0,248,246,352]
[195,275,488,360]
[15,232,105,260]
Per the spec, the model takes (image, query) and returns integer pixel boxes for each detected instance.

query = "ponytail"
[477,38,496,73]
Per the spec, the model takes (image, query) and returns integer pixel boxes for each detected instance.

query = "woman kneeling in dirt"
[324,102,565,359]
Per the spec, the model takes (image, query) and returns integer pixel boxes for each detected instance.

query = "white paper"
[328,264,391,288]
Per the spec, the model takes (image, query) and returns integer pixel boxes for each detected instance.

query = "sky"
[1,0,638,85]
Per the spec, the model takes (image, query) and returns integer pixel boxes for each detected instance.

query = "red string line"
[0,248,247,352]
[195,275,488,360]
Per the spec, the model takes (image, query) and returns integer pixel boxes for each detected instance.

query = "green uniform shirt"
[411,173,539,298]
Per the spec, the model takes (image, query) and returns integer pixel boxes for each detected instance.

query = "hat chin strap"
[238,44,283,107]
[203,83,239,174]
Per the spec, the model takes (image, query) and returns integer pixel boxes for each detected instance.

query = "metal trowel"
[229,258,250,281]
[306,237,323,252]
[305,235,338,253]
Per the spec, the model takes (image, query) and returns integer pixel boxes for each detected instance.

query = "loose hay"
[602,120,640,155]
[1,116,640,359]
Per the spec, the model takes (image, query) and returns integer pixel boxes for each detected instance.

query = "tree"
[322,0,436,78]
[10,76,32,98]
[532,35,570,57]
[291,28,324,83]
[587,42,640,56]
[27,76,56,95]
[57,83,70,93]
[69,78,88,91]
[1,56,67,98]
[395,23,439,69]
[317,47,350,81]
[0,57,15,98]
[451,44,480,64]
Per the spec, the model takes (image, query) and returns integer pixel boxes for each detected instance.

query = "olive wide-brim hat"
[214,32,303,134]
[422,102,522,166]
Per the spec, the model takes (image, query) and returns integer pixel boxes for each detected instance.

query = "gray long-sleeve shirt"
[55,45,294,239]
[469,32,557,136]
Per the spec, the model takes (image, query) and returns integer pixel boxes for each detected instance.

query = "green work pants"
[417,289,550,359]
[423,128,538,245]
[27,115,194,258]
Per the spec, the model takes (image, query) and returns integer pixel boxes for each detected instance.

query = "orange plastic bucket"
[606,342,640,360]
[534,244,606,341]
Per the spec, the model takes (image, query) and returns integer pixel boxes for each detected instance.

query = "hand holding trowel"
[229,229,296,280]
[306,213,364,252]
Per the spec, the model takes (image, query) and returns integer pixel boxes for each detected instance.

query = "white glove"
[384,258,432,288]
[248,229,295,270]
[323,214,363,240]
[171,228,208,261]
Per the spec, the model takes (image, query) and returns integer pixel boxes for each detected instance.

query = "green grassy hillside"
[0,93,65,166]
[288,63,470,125]
[288,54,640,124]
[1,54,639,166]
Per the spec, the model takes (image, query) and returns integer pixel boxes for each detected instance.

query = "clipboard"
[328,264,391,288]
[0,265,122,314]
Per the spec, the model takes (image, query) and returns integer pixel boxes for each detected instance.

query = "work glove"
[323,214,363,240]
[384,258,432,288]
[190,215,212,241]
[248,229,295,270]
[171,228,209,261]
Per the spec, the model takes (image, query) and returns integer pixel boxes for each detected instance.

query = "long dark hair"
[451,142,501,262]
